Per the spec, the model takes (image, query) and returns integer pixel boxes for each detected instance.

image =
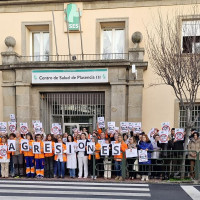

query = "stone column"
[110,83,127,126]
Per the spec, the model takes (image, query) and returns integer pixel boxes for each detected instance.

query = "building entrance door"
[64,123,79,135]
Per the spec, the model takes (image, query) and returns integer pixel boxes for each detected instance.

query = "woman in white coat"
[66,135,77,178]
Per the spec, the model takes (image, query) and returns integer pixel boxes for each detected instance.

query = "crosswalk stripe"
[0,189,151,197]
[0,180,148,187]
[0,184,150,191]
[181,186,200,200]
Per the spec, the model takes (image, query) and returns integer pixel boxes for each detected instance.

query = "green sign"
[64,3,80,31]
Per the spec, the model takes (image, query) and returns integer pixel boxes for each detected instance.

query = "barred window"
[179,104,200,131]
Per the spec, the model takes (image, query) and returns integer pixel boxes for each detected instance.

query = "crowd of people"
[0,126,200,181]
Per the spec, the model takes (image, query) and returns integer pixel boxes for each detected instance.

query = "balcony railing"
[19,53,129,62]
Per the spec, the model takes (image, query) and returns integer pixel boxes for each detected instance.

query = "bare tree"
[146,7,200,179]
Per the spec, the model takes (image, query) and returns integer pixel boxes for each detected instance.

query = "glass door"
[63,123,79,135]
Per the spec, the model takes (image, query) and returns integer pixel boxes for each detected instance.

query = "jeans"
[69,169,75,177]
[54,160,65,178]
[115,161,122,176]
[13,154,24,176]
[9,154,14,176]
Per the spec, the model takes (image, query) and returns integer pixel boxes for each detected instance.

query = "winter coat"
[188,138,200,160]
[138,141,153,164]
[157,140,173,158]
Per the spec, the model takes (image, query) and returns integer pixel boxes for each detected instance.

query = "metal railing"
[19,53,129,62]
[91,150,200,181]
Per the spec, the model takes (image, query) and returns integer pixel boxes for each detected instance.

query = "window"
[31,31,49,61]
[182,20,200,53]
[101,28,125,59]
[179,104,200,132]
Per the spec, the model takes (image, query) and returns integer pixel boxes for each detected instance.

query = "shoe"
[119,176,123,181]
[94,176,97,180]
[145,176,149,181]
[115,176,119,180]
[83,177,87,179]
[141,175,145,181]
[78,176,82,179]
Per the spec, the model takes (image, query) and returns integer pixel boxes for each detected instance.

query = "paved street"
[0,180,199,200]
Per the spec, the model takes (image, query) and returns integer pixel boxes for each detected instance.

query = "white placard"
[0,122,7,133]
[10,114,16,122]
[126,148,138,158]
[127,122,134,131]
[175,128,184,141]
[77,140,86,152]
[0,145,7,160]
[44,141,52,153]
[21,139,29,151]
[98,140,105,145]
[66,142,75,154]
[161,122,170,132]
[87,142,95,154]
[120,122,128,133]
[133,122,142,133]
[33,122,43,134]
[55,143,63,155]
[101,144,109,156]
[139,150,148,162]
[7,140,16,152]
[32,69,108,84]
[51,123,60,135]
[98,117,105,128]
[107,122,115,134]
[8,121,16,133]
[20,123,28,134]
[33,142,41,154]
[112,143,121,155]
[159,130,169,143]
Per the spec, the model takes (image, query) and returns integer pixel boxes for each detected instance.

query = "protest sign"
[77,140,86,152]
[128,122,134,131]
[20,123,28,134]
[63,138,67,144]
[101,144,109,156]
[66,142,75,154]
[33,122,43,134]
[10,114,16,122]
[98,140,105,145]
[133,122,142,133]
[21,139,29,151]
[175,128,184,141]
[139,150,148,162]
[98,117,105,128]
[44,141,52,153]
[8,140,16,152]
[87,142,95,154]
[107,122,115,134]
[0,122,7,133]
[8,121,16,133]
[33,142,41,154]
[126,148,138,158]
[161,122,170,132]
[55,143,63,155]
[112,143,121,156]
[159,130,169,143]
[120,122,128,133]
[51,123,60,135]
[0,145,7,158]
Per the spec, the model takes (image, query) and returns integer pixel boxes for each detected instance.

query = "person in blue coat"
[138,134,153,181]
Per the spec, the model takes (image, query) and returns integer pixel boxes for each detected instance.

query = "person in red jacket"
[114,134,128,181]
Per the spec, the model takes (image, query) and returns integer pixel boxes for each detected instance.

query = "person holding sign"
[66,135,77,178]
[88,136,101,179]
[23,133,35,178]
[114,134,128,181]
[44,134,55,178]
[34,134,45,178]
[12,132,24,178]
[54,137,67,178]
[138,134,153,181]
[127,137,138,179]
[0,136,10,178]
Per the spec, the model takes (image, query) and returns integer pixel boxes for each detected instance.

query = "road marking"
[0,198,142,200]
[181,186,200,200]
[0,180,148,187]
[0,184,150,191]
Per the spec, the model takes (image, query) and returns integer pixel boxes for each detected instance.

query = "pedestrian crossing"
[0,180,151,200]
[181,185,200,200]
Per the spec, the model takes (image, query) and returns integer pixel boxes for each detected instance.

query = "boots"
[141,175,145,181]
[145,175,149,181]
